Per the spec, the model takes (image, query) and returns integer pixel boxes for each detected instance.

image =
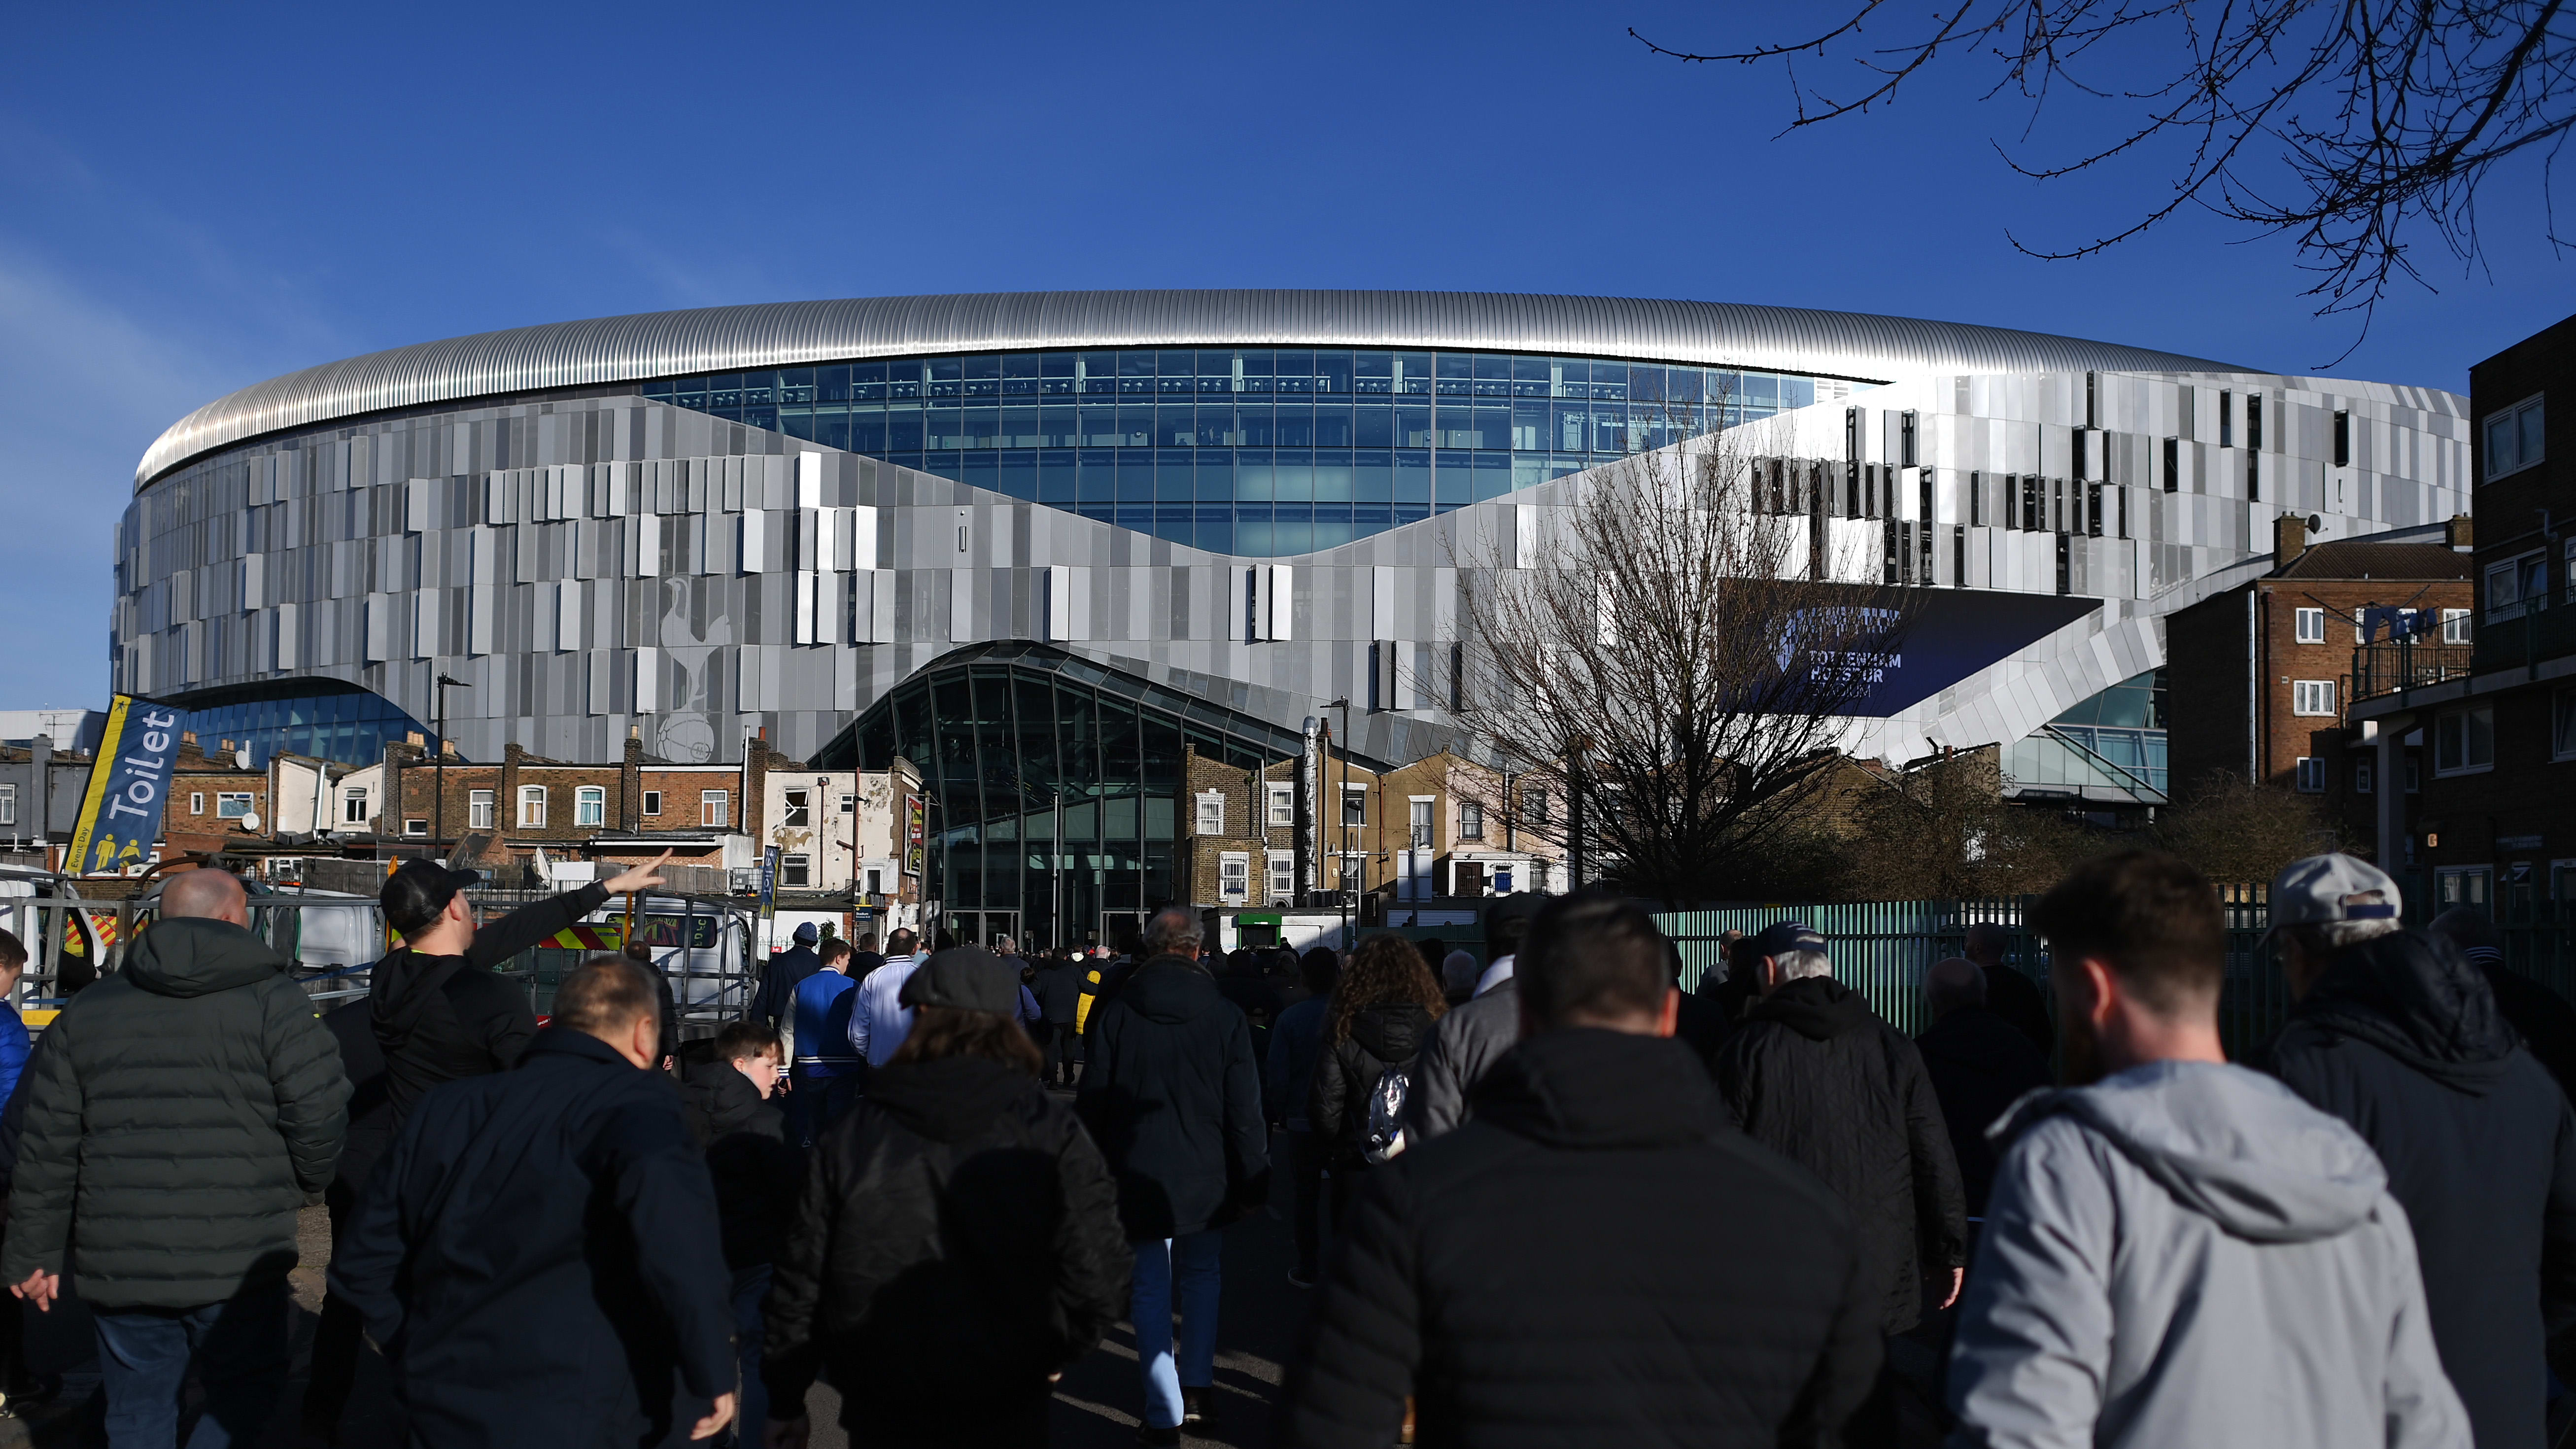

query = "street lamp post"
[431,673,467,859]
[1325,697,1351,950]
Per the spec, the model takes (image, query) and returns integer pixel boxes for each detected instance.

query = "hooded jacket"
[1950,1060,2468,1449]
[762,1055,1129,1445]
[1915,1005,2054,1217]
[370,881,607,1128]
[1399,978,1524,1146]
[330,1027,734,1449]
[755,942,821,1033]
[1075,953,1270,1241]
[2267,930,2576,1449]
[1281,1029,1883,1449]
[1310,1001,1437,1162]
[1,915,349,1309]
[680,1061,799,1270]
[1711,975,1967,1332]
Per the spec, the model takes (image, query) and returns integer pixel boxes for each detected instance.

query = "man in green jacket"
[4,868,348,1449]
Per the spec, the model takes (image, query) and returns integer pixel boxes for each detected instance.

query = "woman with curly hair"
[1309,934,1447,1217]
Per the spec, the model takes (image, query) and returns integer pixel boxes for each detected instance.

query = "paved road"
[8,1119,1317,1449]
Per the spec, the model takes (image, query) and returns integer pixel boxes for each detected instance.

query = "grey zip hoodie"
[1948,1060,2467,1449]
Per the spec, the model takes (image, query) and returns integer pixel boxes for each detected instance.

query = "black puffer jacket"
[681,1062,799,1270]
[1711,975,1968,1334]
[1399,980,1522,1145]
[1310,1002,1437,1164]
[2268,930,2576,1449]
[370,882,606,1128]
[1,916,349,1309]
[763,1056,1129,1445]
[1281,1029,1883,1448]
[1076,954,1270,1241]
[1914,1004,2054,1216]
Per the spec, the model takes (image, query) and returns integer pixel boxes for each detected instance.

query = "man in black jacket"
[1076,906,1267,1444]
[370,850,670,1128]
[2432,906,2576,1100]
[754,922,824,1038]
[1964,922,2054,1061]
[1914,957,2053,1217]
[1281,893,1882,1448]
[332,955,736,1449]
[304,996,394,1445]
[2266,854,2576,1449]
[1711,921,1968,1335]
[4,868,348,1449]
[1032,949,1085,1087]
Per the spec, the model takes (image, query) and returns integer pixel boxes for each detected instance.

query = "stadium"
[117,290,2471,920]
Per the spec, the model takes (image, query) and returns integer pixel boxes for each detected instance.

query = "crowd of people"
[0,841,2567,1448]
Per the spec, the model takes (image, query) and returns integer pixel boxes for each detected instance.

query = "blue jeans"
[92,1281,289,1449]
[1130,1232,1222,1430]
[787,1067,863,1145]
[730,1264,772,1444]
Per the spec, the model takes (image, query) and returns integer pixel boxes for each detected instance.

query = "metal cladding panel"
[137,289,2246,485]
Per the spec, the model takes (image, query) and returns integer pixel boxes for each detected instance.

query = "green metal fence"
[1656,896,2576,1061]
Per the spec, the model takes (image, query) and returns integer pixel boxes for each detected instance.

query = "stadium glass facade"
[640,349,1819,555]
[830,641,1334,947]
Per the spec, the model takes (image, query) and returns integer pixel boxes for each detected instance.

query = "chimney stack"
[2274,513,2309,568]
[2445,513,2474,550]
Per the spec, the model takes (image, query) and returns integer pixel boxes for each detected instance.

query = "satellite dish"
[240,812,262,833]
[2307,514,2324,533]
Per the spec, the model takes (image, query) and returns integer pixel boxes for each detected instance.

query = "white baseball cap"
[2267,853,2402,935]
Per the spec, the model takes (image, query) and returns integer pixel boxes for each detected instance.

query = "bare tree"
[2153,768,2351,887]
[1831,747,2098,900]
[1451,418,1912,906]
[1635,2,2576,352]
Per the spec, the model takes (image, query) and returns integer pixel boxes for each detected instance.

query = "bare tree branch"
[1638,1,2576,359]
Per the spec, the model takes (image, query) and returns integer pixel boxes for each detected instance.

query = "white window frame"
[642,790,662,817]
[2295,757,2326,793]
[781,853,811,888]
[0,783,14,827]
[189,792,205,816]
[1340,787,1366,827]
[1458,799,1485,840]
[1195,792,1226,836]
[2442,608,2473,644]
[1217,850,1250,903]
[2435,705,2497,776]
[468,789,495,829]
[2437,865,2494,910]
[1408,796,1435,849]
[518,785,548,828]
[404,818,429,837]
[575,786,607,827]
[215,792,253,820]
[2488,549,2549,621]
[1266,848,1296,903]
[838,793,856,816]
[781,789,811,828]
[343,788,369,824]
[2483,392,2545,480]
[700,790,729,828]
[2292,679,2337,716]
[1265,782,1294,829]
[2295,606,2326,644]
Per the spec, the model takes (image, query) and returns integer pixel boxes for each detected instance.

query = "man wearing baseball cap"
[371,849,674,1130]
[1709,921,1967,1342]
[2266,853,2576,1449]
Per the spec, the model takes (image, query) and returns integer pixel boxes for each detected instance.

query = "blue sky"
[4,2,2568,706]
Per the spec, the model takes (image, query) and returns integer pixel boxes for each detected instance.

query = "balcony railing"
[2350,639,2474,702]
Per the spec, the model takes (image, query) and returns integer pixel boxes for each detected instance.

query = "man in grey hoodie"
[1949,850,2468,1449]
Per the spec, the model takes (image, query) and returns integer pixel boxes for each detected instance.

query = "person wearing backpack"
[1309,935,1446,1225]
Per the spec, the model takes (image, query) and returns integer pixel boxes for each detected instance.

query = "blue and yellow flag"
[65,695,183,877]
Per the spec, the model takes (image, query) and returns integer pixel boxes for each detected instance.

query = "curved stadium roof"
[137,289,2245,487]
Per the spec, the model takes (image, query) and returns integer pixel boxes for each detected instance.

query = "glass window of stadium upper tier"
[638,348,1823,555]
